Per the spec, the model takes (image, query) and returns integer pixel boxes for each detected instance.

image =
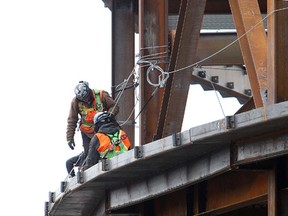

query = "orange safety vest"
[96,130,131,159]
[78,89,103,134]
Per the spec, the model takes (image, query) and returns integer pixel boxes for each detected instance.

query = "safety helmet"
[93,111,117,132]
[74,81,91,102]
[93,111,113,125]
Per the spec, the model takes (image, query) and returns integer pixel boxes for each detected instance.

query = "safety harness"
[93,89,103,112]
[78,89,103,133]
[97,130,130,159]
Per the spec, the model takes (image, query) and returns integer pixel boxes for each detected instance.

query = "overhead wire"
[109,6,288,127]
[117,48,168,126]
[109,66,137,116]
[169,6,288,75]
[200,65,246,73]
[54,6,288,212]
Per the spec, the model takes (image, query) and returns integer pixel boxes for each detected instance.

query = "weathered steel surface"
[267,0,288,104]
[236,133,288,165]
[111,0,135,147]
[139,0,168,144]
[47,101,288,215]
[169,30,244,65]
[103,0,267,15]
[268,167,276,216]
[157,0,206,139]
[154,190,187,216]
[110,147,231,210]
[205,171,268,214]
[191,71,250,105]
[196,32,244,66]
[229,0,267,108]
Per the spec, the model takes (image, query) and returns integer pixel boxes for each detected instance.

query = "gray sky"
[0,1,111,215]
[0,1,241,215]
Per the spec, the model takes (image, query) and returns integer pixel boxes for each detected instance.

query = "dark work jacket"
[85,122,120,168]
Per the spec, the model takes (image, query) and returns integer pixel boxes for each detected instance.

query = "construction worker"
[66,81,119,158]
[84,111,131,170]
[66,152,85,177]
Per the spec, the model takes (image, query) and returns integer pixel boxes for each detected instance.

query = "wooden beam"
[228,0,267,108]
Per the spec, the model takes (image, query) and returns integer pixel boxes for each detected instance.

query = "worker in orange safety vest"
[66,81,119,158]
[84,111,131,170]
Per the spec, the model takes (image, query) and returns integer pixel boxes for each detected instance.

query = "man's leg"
[85,139,100,170]
[81,132,91,158]
[66,155,80,177]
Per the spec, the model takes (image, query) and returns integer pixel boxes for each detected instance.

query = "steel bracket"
[172,132,182,146]
[77,171,84,184]
[226,115,236,129]
[44,201,49,216]
[49,191,54,203]
[102,159,109,171]
[134,146,143,159]
[60,181,66,193]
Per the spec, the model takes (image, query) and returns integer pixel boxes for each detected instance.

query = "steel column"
[268,165,276,216]
[228,0,267,108]
[267,0,288,104]
[111,0,135,146]
[138,0,168,144]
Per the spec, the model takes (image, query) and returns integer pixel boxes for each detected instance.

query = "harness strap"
[106,131,120,145]
[94,89,103,112]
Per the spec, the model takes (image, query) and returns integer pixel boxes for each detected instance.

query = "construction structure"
[45,0,288,215]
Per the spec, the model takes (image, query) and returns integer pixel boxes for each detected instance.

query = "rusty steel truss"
[45,1,288,215]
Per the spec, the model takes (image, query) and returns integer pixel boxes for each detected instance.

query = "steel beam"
[154,190,187,216]
[48,101,288,215]
[268,165,276,216]
[204,171,268,214]
[157,0,207,139]
[229,0,267,108]
[236,133,288,165]
[169,31,244,66]
[109,147,231,210]
[267,0,288,104]
[196,32,244,66]
[167,0,267,15]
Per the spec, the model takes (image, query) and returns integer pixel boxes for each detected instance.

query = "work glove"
[68,139,75,150]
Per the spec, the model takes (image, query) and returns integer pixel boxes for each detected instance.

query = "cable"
[134,87,160,121]
[110,66,137,115]
[119,92,139,127]
[137,50,170,88]
[200,65,246,73]
[112,6,288,127]
[168,6,288,75]
[146,64,170,88]
[139,44,169,51]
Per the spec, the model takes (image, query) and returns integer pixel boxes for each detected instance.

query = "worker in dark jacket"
[84,111,131,170]
[66,81,119,157]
